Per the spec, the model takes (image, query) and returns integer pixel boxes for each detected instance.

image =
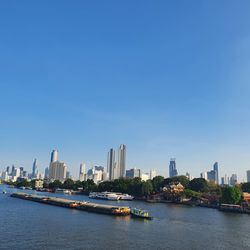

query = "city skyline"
[1,1,250,181]
[0,147,248,183]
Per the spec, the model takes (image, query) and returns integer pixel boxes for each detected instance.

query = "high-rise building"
[32,159,38,178]
[169,158,178,177]
[44,167,49,179]
[126,168,141,179]
[50,150,58,163]
[79,163,86,181]
[117,144,126,178]
[247,170,250,182]
[213,162,219,184]
[149,169,157,180]
[107,148,116,180]
[229,174,237,186]
[49,161,67,182]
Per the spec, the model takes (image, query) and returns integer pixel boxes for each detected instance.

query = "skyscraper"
[247,170,250,183]
[79,163,86,181]
[169,158,178,177]
[50,150,58,163]
[44,167,49,179]
[117,144,126,178]
[49,161,67,182]
[107,148,115,180]
[213,162,219,184]
[32,159,38,178]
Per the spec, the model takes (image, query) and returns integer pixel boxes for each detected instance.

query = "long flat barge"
[11,192,130,216]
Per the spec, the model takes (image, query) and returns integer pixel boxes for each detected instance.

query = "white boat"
[89,192,120,201]
[55,189,72,195]
[118,194,134,201]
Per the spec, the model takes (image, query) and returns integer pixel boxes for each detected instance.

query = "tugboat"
[130,208,152,220]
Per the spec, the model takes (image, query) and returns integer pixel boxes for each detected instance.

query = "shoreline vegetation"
[3,176,250,214]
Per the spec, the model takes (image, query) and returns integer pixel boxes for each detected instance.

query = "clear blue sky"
[0,1,250,181]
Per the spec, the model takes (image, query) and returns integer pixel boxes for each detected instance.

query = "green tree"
[221,186,242,204]
[49,180,62,189]
[164,176,190,188]
[189,178,208,192]
[141,180,153,197]
[241,182,250,193]
[63,179,75,189]
[182,189,201,198]
[152,176,164,192]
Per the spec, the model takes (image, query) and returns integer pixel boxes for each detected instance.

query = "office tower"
[44,167,49,179]
[150,169,157,180]
[230,174,237,186]
[51,150,58,163]
[247,170,250,182]
[11,165,15,177]
[66,171,70,179]
[79,163,86,181]
[49,161,67,182]
[107,148,115,180]
[201,172,208,180]
[169,158,178,177]
[213,162,219,184]
[32,159,38,178]
[117,144,126,178]
[6,166,10,175]
[221,177,225,185]
[126,168,141,179]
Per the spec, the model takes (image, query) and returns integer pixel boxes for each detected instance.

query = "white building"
[79,163,86,181]
[149,169,157,180]
[141,173,150,181]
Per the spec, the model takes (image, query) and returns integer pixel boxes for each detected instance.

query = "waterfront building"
[117,144,126,178]
[107,148,116,180]
[49,161,67,182]
[126,168,141,179]
[35,180,44,189]
[50,149,58,163]
[149,169,157,180]
[169,158,178,177]
[32,159,38,179]
[247,170,250,182]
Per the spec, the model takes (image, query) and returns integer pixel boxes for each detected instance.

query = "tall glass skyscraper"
[107,148,115,180]
[118,144,126,178]
[169,158,178,177]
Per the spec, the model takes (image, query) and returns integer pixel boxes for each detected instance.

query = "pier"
[11,192,130,216]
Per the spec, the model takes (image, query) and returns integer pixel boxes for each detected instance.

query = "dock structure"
[11,192,130,216]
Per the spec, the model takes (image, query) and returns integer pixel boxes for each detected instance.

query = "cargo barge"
[11,192,130,216]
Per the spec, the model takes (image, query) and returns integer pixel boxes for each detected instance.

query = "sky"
[0,1,250,181]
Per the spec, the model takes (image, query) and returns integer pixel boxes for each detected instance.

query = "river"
[0,184,249,250]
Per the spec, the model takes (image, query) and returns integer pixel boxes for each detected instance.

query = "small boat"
[130,208,152,220]
[2,190,7,194]
[55,189,72,195]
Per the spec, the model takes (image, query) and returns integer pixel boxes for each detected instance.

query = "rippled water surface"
[0,185,250,250]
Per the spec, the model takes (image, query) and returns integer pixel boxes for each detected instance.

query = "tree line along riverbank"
[4,176,250,209]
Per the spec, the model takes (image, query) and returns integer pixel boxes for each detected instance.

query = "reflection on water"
[0,184,250,250]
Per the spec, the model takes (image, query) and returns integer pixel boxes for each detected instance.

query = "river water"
[0,184,250,250]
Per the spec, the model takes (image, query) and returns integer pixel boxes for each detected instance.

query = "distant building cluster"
[1,145,250,186]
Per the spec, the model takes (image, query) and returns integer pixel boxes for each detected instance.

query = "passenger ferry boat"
[130,208,152,219]
[117,193,134,200]
[89,192,120,200]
